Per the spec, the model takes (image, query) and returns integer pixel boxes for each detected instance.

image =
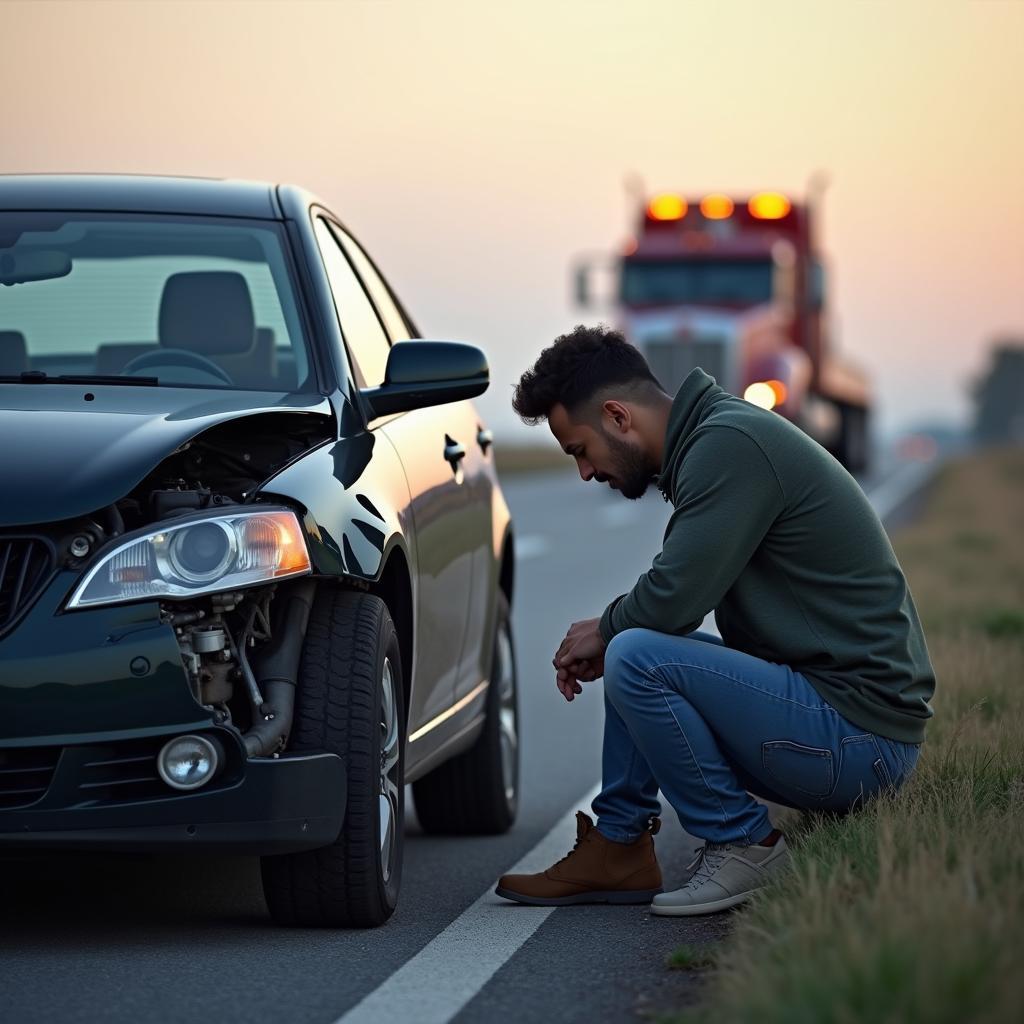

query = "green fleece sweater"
[598,369,935,743]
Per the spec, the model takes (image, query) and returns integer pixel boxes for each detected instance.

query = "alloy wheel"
[378,657,400,881]
[495,623,518,805]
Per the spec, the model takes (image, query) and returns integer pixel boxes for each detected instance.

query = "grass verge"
[672,447,1024,1024]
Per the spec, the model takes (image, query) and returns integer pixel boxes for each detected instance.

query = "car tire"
[260,587,404,928]
[412,592,518,835]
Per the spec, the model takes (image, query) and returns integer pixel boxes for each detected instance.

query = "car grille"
[73,738,170,806]
[1,738,175,809]
[0,746,61,809]
[0,536,56,637]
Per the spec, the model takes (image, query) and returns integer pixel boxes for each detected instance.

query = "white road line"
[866,458,938,522]
[335,783,602,1024]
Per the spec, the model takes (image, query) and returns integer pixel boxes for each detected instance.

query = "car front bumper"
[0,574,346,855]
[0,747,346,854]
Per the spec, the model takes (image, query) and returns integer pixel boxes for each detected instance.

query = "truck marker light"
[700,194,734,219]
[647,194,687,221]
[748,192,791,220]
[767,380,788,405]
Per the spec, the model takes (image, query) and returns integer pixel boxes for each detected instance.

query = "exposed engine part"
[111,412,332,534]
[176,619,225,702]
[233,631,266,717]
[192,626,226,654]
[49,517,109,570]
[211,592,245,613]
[69,535,92,558]
[173,603,245,706]
[166,582,314,757]
[164,608,206,627]
[104,503,125,538]
[241,580,315,757]
[202,664,235,707]
[224,591,272,715]
[150,487,236,521]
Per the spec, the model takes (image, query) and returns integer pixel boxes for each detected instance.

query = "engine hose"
[242,580,315,757]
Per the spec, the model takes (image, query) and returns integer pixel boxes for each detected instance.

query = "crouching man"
[495,326,934,916]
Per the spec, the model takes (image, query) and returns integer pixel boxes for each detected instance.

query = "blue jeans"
[593,629,921,845]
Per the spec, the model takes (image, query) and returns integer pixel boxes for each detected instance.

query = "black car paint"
[0,385,333,527]
[0,175,513,852]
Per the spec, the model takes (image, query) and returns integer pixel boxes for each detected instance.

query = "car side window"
[314,217,391,388]
[330,224,413,343]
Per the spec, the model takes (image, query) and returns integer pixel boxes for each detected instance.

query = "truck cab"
[577,190,872,473]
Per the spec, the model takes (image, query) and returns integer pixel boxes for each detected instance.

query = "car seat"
[0,331,29,375]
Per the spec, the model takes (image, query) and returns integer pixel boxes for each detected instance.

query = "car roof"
[0,174,282,219]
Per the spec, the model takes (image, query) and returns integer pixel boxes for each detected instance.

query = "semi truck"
[575,189,872,472]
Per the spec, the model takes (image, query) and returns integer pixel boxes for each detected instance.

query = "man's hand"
[552,618,607,702]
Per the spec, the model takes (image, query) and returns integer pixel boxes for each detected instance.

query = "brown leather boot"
[495,811,662,906]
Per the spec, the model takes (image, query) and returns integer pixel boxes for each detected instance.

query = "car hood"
[0,385,334,527]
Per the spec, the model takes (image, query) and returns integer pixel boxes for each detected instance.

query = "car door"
[314,216,474,734]
[332,225,495,705]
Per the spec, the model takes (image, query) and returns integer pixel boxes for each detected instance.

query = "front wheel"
[261,588,404,928]
[413,592,519,835]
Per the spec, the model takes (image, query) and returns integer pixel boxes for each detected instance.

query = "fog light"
[157,734,220,791]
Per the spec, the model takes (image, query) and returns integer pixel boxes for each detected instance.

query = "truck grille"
[644,336,733,395]
[0,746,61,809]
[0,537,55,637]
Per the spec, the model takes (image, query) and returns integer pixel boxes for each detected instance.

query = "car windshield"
[621,258,774,308]
[0,213,314,391]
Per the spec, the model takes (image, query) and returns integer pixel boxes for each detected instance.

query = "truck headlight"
[67,508,311,609]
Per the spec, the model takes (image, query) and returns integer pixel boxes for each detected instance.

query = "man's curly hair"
[512,324,662,424]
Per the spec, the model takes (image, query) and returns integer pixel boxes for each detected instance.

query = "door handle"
[444,436,466,466]
[476,427,493,454]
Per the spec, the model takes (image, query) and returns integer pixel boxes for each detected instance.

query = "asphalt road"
[0,457,929,1024]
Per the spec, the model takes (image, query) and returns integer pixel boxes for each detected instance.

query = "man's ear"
[601,400,631,434]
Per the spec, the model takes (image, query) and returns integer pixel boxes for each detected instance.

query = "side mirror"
[361,340,489,419]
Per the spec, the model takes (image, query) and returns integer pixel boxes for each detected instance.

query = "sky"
[2,0,1022,444]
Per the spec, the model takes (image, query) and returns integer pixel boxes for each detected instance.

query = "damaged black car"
[0,175,518,927]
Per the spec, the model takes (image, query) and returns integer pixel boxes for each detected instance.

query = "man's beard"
[600,430,658,500]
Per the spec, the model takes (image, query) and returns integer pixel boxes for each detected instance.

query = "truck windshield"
[0,213,314,391]
[621,259,774,308]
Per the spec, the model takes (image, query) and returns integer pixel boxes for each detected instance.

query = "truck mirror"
[574,263,591,308]
[810,261,826,310]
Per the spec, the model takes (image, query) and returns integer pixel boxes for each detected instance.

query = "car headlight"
[67,509,311,609]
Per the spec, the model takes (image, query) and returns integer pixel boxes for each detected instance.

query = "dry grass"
[672,447,1024,1024]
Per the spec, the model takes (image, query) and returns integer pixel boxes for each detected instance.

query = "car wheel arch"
[499,529,515,605]
[365,545,414,720]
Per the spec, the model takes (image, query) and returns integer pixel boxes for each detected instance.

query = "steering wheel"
[121,348,234,385]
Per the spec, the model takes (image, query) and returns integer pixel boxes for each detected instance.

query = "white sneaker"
[650,836,790,916]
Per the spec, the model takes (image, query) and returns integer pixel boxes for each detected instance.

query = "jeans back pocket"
[762,740,834,798]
